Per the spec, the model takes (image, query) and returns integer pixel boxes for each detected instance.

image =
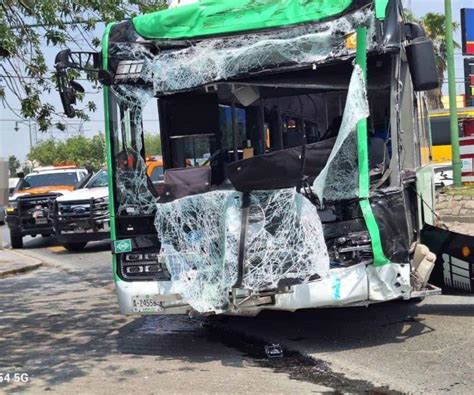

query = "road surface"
[1,223,473,393]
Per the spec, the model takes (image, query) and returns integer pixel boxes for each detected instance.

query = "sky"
[1,0,473,163]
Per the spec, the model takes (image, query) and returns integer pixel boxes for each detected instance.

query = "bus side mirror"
[56,77,85,118]
[406,37,440,92]
[17,172,25,179]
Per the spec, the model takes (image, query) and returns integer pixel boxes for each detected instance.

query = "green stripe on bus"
[356,27,389,267]
[375,0,389,19]
[102,23,121,280]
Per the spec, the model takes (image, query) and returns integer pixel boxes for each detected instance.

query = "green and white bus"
[56,0,443,316]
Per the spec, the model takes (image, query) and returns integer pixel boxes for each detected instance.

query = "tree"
[28,134,106,170]
[405,11,459,109]
[144,133,162,157]
[0,1,167,131]
[8,155,20,176]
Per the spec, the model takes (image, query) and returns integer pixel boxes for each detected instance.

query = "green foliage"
[8,155,20,176]
[0,0,167,130]
[144,133,162,157]
[28,134,106,170]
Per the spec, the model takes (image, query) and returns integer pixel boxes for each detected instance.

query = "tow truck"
[6,166,87,248]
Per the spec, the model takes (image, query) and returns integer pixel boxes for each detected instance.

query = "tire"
[63,242,87,251]
[10,232,23,249]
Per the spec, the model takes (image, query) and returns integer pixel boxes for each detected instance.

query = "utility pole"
[445,0,463,187]
[28,119,33,151]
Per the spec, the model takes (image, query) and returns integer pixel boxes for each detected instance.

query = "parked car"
[54,169,110,251]
[6,166,88,248]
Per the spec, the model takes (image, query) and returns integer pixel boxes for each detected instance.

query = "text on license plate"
[35,218,48,225]
[132,296,163,313]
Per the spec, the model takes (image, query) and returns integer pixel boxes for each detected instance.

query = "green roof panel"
[133,0,355,40]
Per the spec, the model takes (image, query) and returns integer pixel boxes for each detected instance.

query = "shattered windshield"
[151,65,368,312]
[115,8,374,94]
[312,65,368,202]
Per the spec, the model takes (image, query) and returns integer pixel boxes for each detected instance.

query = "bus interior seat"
[159,166,212,200]
[226,137,336,192]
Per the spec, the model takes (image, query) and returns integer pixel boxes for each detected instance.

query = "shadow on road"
[0,268,126,389]
[1,264,472,391]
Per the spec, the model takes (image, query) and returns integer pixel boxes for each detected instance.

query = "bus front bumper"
[115,263,427,316]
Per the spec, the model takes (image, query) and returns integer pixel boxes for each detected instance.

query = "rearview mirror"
[406,38,440,92]
[57,79,84,118]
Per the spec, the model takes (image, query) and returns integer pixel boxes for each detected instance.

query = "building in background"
[461,8,474,106]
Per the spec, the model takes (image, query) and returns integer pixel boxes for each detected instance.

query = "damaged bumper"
[117,261,439,316]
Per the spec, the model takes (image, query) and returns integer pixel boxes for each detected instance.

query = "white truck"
[53,169,110,251]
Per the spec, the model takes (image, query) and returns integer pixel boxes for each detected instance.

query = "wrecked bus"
[55,0,443,315]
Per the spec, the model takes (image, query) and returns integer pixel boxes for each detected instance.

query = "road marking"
[49,246,66,253]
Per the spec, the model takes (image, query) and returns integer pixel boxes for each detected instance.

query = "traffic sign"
[461,8,474,56]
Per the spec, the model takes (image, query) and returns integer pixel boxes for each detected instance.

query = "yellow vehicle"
[145,156,165,182]
[6,166,88,248]
[429,107,474,163]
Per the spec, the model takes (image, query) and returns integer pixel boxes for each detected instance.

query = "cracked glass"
[155,189,329,313]
[116,9,374,94]
[312,65,369,203]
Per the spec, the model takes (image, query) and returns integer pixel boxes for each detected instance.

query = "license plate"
[132,295,164,313]
[35,218,48,225]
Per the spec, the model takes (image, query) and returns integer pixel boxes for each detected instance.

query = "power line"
[0,75,98,82]
[9,19,108,30]
[0,119,159,123]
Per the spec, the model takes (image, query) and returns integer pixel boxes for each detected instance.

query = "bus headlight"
[121,252,170,279]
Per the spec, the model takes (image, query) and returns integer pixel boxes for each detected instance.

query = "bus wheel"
[10,232,23,249]
[63,242,87,251]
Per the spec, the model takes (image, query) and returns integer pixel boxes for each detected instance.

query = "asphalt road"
[1,223,473,393]
[0,223,112,285]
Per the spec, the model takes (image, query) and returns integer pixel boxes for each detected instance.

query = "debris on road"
[265,344,284,358]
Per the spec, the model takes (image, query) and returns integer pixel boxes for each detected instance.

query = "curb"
[439,215,474,224]
[0,249,43,278]
[0,262,43,278]
[9,248,115,290]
